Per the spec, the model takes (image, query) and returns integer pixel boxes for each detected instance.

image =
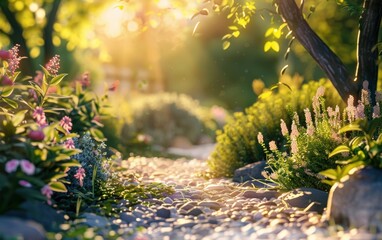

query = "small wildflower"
[74,167,86,187]
[346,95,356,123]
[280,119,289,136]
[8,44,21,74]
[20,160,35,175]
[80,72,91,88]
[33,71,43,86]
[45,55,60,76]
[362,80,369,90]
[316,86,325,98]
[108,80,120,91]
[33,107,47,127]
[361,89,370,106]
[0,49,11,60]
[1,75,13,86]
[291,138,298,154]
[355,102,365,119]
[64,138,75,149]
[28,128,45,141]
[269,141,277,151]
[19,180,32,188]
[41,185,53,205]
[257,132,264,144]
[373,103,380,119]
[290,120,299,139]
[5,159,19,173]
[307,124,315,136]
[60,116,72,133]
[304,108,312,126]
[376,92,382,103]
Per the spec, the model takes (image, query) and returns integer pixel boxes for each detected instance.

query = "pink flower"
[19,180,32,188]
[74,167,86,187]
[347,95,356,123]
[0,50,11,60]
[269,141,277,151]
[8,45,21,74]
[355,102,365,119]
[211,106,227,124]
[5,159,19,173]
[45,55,60,76]
[307,124,315,136]
[373,103,380,119]
[280,119,289,136]
[257,132,264,144]
[59,116,72,133]
[291,138,298,155]
[80,72,91,88]
[33,71,43,86]
[108,80,120,92]
[20,160,35,175]
[290,120,299,139]
[64,138,75,149]
[28,129,45,141]
[41,185,53,205]
[33,107,47,127]
[304,108,312,126]
[1,75,13,86]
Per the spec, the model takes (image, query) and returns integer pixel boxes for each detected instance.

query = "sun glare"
[98,6,127,38]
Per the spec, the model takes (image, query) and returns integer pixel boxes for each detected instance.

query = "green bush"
[208,76,344,177]
[104,92,226,154]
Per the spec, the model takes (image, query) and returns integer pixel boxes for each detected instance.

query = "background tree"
[0,0,109,76]
[196,0,381,104]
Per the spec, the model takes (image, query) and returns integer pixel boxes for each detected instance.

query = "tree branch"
[274,0,359,102]
[355,0,382,105]
[43,0,62,64]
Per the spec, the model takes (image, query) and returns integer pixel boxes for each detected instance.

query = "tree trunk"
[274,0,361,103]
[0,0,35,76]
[43,0,62,64]
[355,0,382,105]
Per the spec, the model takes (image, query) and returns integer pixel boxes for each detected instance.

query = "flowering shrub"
[259,83,382,191]
[208,77,343,177]
[0,46,82,213]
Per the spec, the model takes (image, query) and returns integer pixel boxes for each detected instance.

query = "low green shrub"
[104,92,228,156]
[208,76,344,177]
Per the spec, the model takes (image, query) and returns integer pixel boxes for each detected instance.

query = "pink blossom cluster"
[74,167,86,187]
[45,55,60,76]
[33,107,47,127]
[41,185,53,205]
[60,116,73,133]
[7,45,22,74]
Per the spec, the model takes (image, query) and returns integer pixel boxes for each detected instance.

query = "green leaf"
[338,124,363,134]
[228,25,238,31]
[329,145,351,158]
[50,173,68,181]
[232,31,240,38]
[90,128,106,141]
[49,181,67,193]
[1,86,14,97]
[2,98,18,109]
[50,73,67,86]
[12,110,28,126]
[319,168,337,180]
[222,41,231,50]
[40,65,51,77]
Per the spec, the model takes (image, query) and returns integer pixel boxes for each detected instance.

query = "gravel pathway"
[91,157,380,240]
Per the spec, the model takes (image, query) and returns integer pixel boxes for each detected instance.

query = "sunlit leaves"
[264,41,280,52]
[222,41,231,50]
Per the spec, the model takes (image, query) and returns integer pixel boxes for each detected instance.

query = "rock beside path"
[327,166,382,231]
[0,217,45,240]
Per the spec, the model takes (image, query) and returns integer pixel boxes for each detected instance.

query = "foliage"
[208,76,343,177]
[105,92,227,153]
[320,118,382,185]
[0,47,83,213]
[260,83,382,191]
